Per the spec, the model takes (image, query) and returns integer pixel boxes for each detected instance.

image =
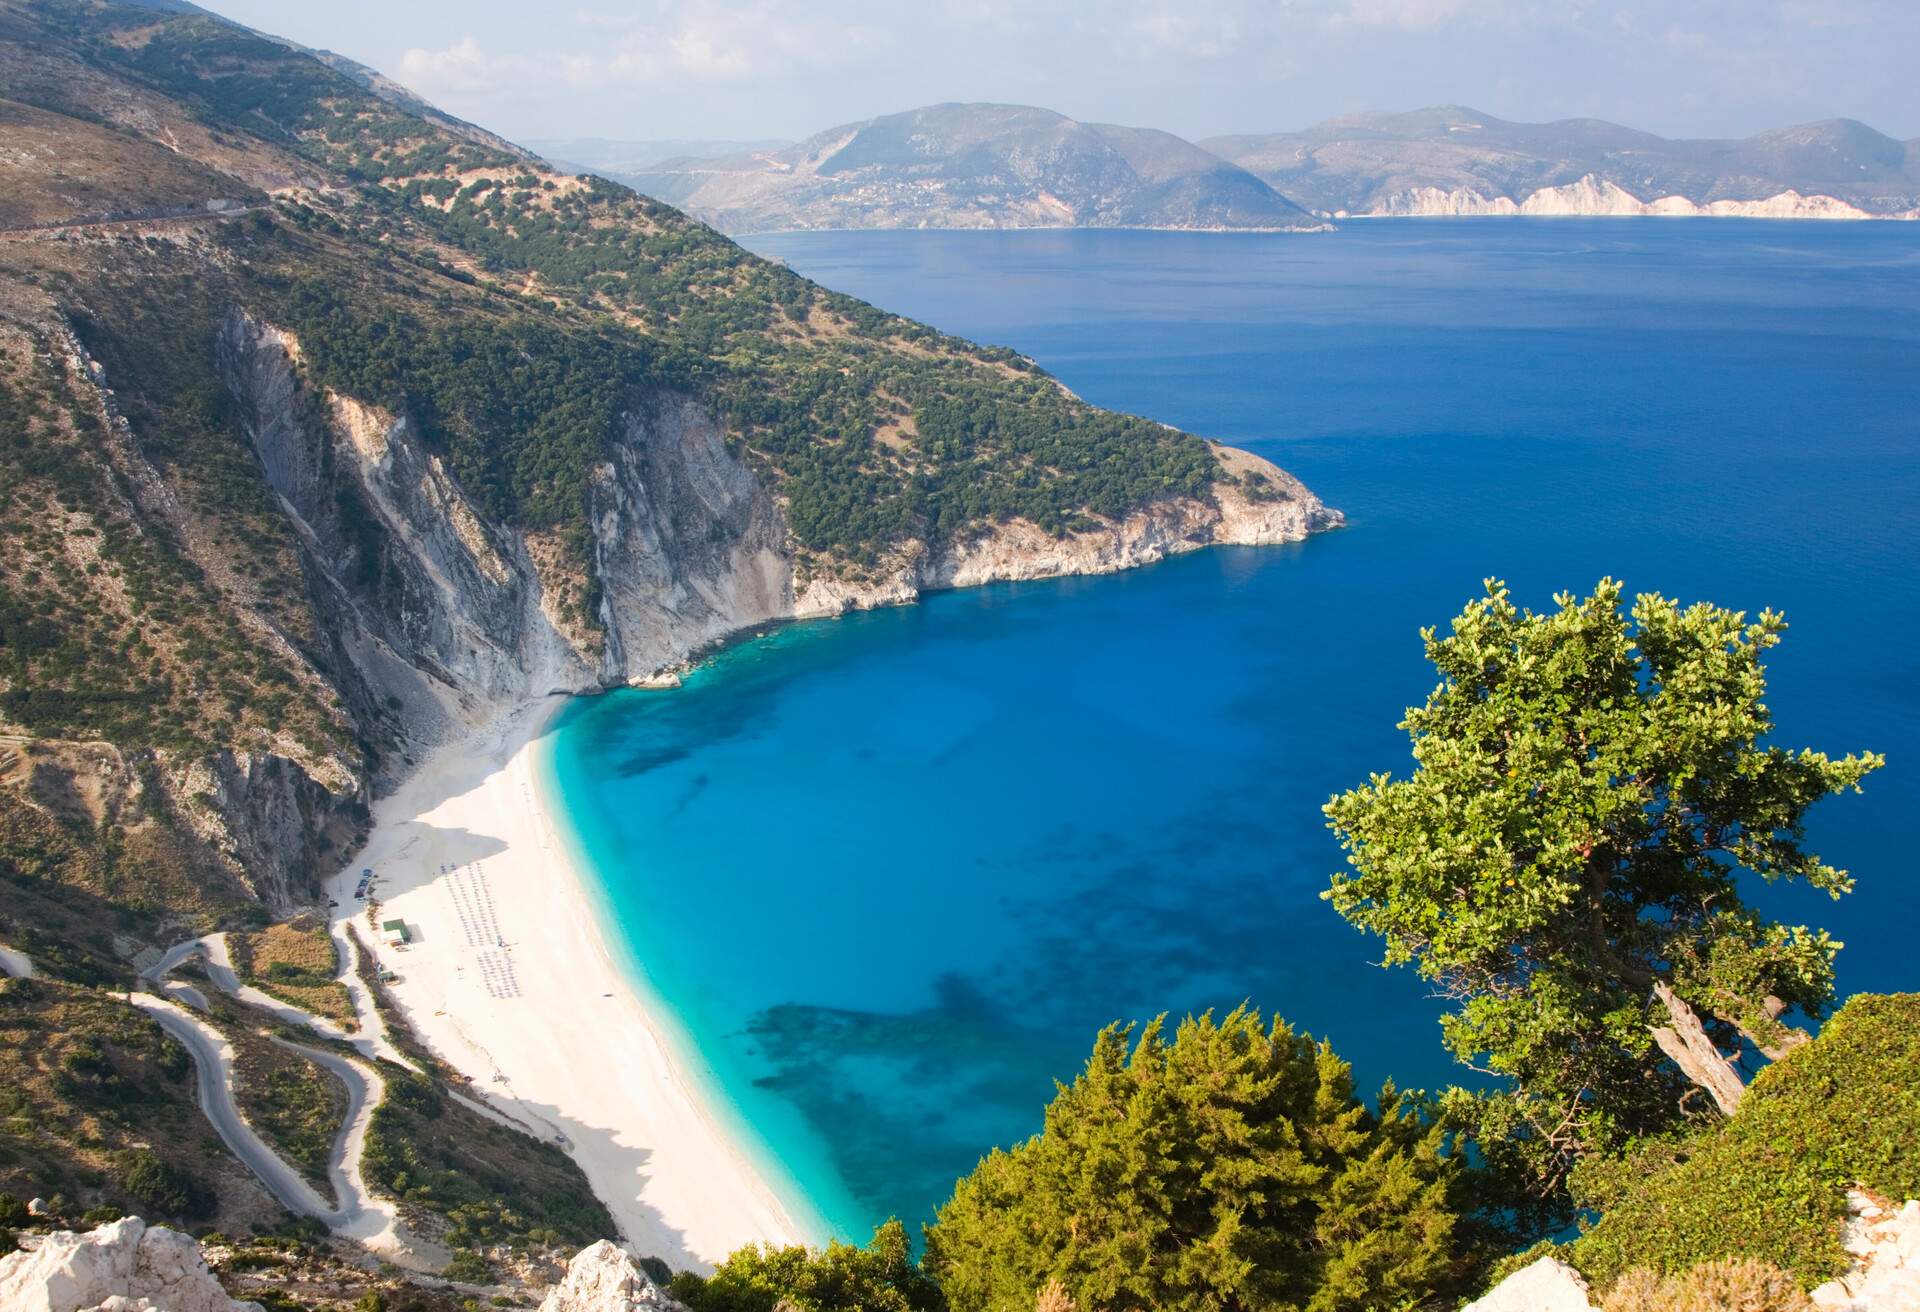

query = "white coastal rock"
[1461,1255,1596,1312]
[791,443,1340,619]
[1812,1194,1920,1312]
[538,1240,684,1312]
[1370,174,1916,221]
[0,1217,262,1312]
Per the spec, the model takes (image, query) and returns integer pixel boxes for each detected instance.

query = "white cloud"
[397,36,521,95]
[1327,0,1547,30]
[670,25,753,78]
[1126,7,1244,58]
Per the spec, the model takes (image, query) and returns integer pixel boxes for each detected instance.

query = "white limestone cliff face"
[538,1241,685,1312]
[1359,174,1919,220]
[0,1217,261,1312]
[219,310,1337,689]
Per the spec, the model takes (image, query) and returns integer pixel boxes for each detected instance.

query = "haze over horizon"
[204,0,1918,148]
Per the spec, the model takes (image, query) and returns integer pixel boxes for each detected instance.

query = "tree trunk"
[1746,995,1812,1062]
[1650,981,1746,1116]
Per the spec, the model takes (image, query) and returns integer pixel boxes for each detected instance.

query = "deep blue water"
[546,222,1920,1244]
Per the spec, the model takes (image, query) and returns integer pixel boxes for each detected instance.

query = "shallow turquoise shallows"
[545,221,1920,1243]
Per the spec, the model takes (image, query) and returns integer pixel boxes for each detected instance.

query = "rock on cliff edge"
[1461,1255,1595,1312]
[0,1217,261,1312]
[1461,1193,1920,1311]
[538,1240,686,1312]
[1813,1194,1920,1312]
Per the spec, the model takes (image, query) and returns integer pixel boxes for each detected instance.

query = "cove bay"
[544,220,1920,1241]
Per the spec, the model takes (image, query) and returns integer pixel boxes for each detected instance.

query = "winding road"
[126,992,335,1219]
[137,935,439,1268]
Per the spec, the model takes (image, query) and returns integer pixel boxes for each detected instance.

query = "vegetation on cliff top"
[1324,579,1879,1229]
[925,1008,1471,1312]
[1569,991,1920,1285]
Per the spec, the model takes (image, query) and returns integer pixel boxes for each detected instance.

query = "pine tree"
[924,1008,1471,1312]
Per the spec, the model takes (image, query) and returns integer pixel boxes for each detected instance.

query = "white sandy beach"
[328,699,819,1270]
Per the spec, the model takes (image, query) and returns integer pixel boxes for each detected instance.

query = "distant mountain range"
[1204,107,1920,219]
[598,103,1920,233]
[614,104,1326,234]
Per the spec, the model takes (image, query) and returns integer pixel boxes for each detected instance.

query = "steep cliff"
[214,311,1337,745]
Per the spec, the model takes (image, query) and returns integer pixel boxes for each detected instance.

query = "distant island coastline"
[573,102,1920,234]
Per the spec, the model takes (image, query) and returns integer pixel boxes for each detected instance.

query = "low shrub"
[122,1150,215,1221]
[443,1249,493,1284]
[1569,993,1920,1285]
[668,1220,940,1312]
[1601,1258,1812,1312]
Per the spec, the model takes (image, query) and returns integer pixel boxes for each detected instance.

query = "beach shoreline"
[327,697,824,1270]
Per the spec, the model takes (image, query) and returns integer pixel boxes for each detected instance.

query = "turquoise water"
[546,222,1920,1244]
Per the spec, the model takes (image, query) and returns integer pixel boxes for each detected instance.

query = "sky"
[206,1,1918,146]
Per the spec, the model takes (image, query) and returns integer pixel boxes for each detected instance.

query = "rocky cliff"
[213,312,1338,780]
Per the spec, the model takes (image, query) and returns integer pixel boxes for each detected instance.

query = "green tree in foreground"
[669,1218,942,1312]
[1323,580,1880,1218]
[924,1007,1470,1312]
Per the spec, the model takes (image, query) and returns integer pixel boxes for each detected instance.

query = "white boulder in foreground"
[539,1240,685,1312]
[0,1217,261,1312]
[1462,1255,1595,1312]
[1813,1194,1920,1311]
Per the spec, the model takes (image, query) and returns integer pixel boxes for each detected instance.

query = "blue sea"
[544,222,1920,1245]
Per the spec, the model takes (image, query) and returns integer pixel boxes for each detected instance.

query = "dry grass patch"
[229,917,356,1029]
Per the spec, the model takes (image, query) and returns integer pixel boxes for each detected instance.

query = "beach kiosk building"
[381,919,410,948]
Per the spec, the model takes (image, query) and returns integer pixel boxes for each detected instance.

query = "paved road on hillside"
[137,939,429,1263]
[127,993,335,1219]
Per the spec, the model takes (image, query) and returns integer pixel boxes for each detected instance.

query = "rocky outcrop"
[1813,1194,1920,1311]
[164,749,365,916]
[0,1217,262,1312]
[1461,1194,1920,1311]
[538,1241,685,1312]
[1462,1256,1595,1312]
[585,398,793,680]
[796,445,1339,617]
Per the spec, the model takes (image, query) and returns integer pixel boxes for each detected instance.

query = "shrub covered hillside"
[0,0,1324,1233]
[1569,991,1920,1286]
